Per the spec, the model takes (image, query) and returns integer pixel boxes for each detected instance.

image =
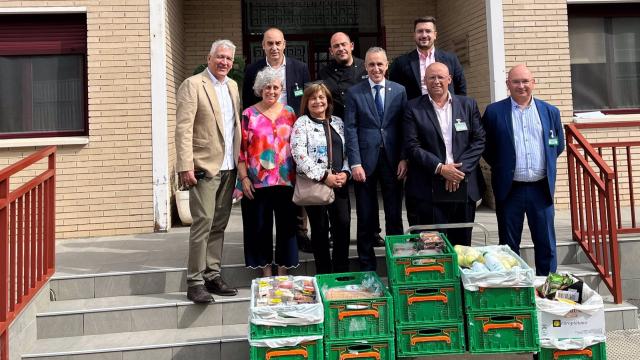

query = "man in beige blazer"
[176,39,241,303]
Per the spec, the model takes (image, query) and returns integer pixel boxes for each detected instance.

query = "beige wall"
[0,0,154,238]
[183,0,242,79]
[502,0,573,208]
[382,0,437,61]
[166,0,186,222]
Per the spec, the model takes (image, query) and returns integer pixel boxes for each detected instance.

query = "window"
[0,13,87,139]
[568,4,640,112]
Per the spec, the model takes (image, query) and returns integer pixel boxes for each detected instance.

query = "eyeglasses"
[509,79,532,86]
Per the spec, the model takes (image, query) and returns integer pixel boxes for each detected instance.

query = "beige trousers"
[187,169,236,286]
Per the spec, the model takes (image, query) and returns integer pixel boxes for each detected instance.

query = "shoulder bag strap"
[325,119,333,172]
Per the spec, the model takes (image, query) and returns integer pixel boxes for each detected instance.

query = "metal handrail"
[406,223,491,245]
[0,146,56,359]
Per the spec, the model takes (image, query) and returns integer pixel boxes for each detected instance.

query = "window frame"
[568,3,640,114]
[0,13,88,140]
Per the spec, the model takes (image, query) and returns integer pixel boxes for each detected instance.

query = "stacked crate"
[385,233,466,357]
[316,272,395,360]
[462,247,540,354]
[249,276,324,360]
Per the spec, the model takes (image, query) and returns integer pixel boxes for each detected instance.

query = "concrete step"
[36,290,251,339]
[50,241,589,301]
[22,324,249,360]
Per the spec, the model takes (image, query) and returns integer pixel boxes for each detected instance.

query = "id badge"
[454,119,468,132]
[293,83,303,97]
[549,137,559,146]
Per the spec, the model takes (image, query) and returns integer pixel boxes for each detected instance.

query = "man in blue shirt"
[482,64,564,276]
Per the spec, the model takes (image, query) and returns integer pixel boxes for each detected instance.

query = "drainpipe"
[149,0,169,231]
[485,0,507,101]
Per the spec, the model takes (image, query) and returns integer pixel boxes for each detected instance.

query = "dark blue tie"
[374,84,384,119]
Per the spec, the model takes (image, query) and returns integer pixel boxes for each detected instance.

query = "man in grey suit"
[176,40,240,303]
[344,47,408,271]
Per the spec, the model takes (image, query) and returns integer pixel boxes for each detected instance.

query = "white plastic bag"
[248,334,323,347]
[460,245,535,290]
[540,337,606,350]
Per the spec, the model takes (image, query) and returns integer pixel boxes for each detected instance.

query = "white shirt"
[429,92,454,164]
[267,57,287,105]
[368,78,386,105]
[207,68,236,170]
[418,47,436,95]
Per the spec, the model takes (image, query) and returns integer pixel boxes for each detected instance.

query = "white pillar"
[485,0,507,101]
[149,0,170,231]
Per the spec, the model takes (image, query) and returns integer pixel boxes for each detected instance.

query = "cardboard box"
[538,306,605,339]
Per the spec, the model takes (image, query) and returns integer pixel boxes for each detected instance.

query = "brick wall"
[382,0,436,61]
[436,0,490,110]
[0,0,154,238]
[183,0,243,80]
[166,0,186,225]
[502,0,573,208]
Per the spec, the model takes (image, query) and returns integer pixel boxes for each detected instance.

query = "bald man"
[404,62,485,246]
[482,64,564,276]
[243,27,312,248]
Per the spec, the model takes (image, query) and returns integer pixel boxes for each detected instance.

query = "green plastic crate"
[467,310,540,353]
[316,272,394,341]
[464,286,536,312]
[392,282,463,325]
[249,322,323,340]
[250,339,323,360]
[385,233,459,285]
[539,342,607,360]
[396,322,465,357]
[325,337,395,360]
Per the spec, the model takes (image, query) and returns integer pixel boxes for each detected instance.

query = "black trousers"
[407,197,476,246]
[305,186,351,274]
[354,152,403,271]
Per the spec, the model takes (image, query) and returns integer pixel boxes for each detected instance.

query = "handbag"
[292,119,336,206]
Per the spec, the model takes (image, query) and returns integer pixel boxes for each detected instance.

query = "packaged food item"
[454,245,484,268]
[254,276,318,307]
[483,252,507,272]
[392,233,445,256]
[321,273,384,300]
[537,273,585,303]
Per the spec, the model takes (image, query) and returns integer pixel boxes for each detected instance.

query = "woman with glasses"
[290,82,351,274]
[237,67,298,277]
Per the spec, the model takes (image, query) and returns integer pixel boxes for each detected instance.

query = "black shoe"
[187,285,214,303]
[205,276,238,296]
[374,233,385,247]
[297,233,313,253]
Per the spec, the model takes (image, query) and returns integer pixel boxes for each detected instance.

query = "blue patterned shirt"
[511,97,546,182]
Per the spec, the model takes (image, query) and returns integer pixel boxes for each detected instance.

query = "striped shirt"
[511,97,546,182]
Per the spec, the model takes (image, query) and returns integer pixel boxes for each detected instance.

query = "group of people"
[175,17,565,304]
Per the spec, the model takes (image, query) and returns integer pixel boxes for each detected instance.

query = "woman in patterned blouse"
[290,82,351,274]
[237,68,298,277]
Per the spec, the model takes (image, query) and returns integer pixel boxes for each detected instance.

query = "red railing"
[566,121,640,304]
[0,146,56,359]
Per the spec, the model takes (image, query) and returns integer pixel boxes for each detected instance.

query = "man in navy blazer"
[344,47,408,271]
[389,16,466,100]
[404,62,485,246]
[243,28,310,113]
[242,27,312,249]
[482,64,564,276]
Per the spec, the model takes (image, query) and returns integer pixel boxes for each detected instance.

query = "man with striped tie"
[482,64,565,276]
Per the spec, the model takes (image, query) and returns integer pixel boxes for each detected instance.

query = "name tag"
[293,83,303,97]
[549,137,559,146]
[454,119,468,132]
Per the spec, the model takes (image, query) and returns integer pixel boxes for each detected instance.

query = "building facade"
[0,0,638,238]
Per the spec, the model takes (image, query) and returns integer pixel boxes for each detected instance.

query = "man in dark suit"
[243,27,312,249]
[344,47,408,271]
[389,16,466,100]
[482,64,564,276]
[404,62,485,246]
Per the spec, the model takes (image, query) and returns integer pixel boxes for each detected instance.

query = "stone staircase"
[12,207,640,359]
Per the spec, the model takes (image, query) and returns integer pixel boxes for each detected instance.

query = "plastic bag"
[250,276,324,327]
[460,245,534,290]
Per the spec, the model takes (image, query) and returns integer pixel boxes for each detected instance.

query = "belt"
[512,178,546,185]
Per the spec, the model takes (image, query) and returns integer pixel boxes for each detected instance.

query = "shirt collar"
[368,78,385,89]
[428,91,452,108]
[417,47,435,60]
[206,67,228,85]
[266,56,287,70]
[510,96,535,110]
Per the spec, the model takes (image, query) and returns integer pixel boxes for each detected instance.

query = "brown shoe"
[205,276,238,296]
[187,285,214,304]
